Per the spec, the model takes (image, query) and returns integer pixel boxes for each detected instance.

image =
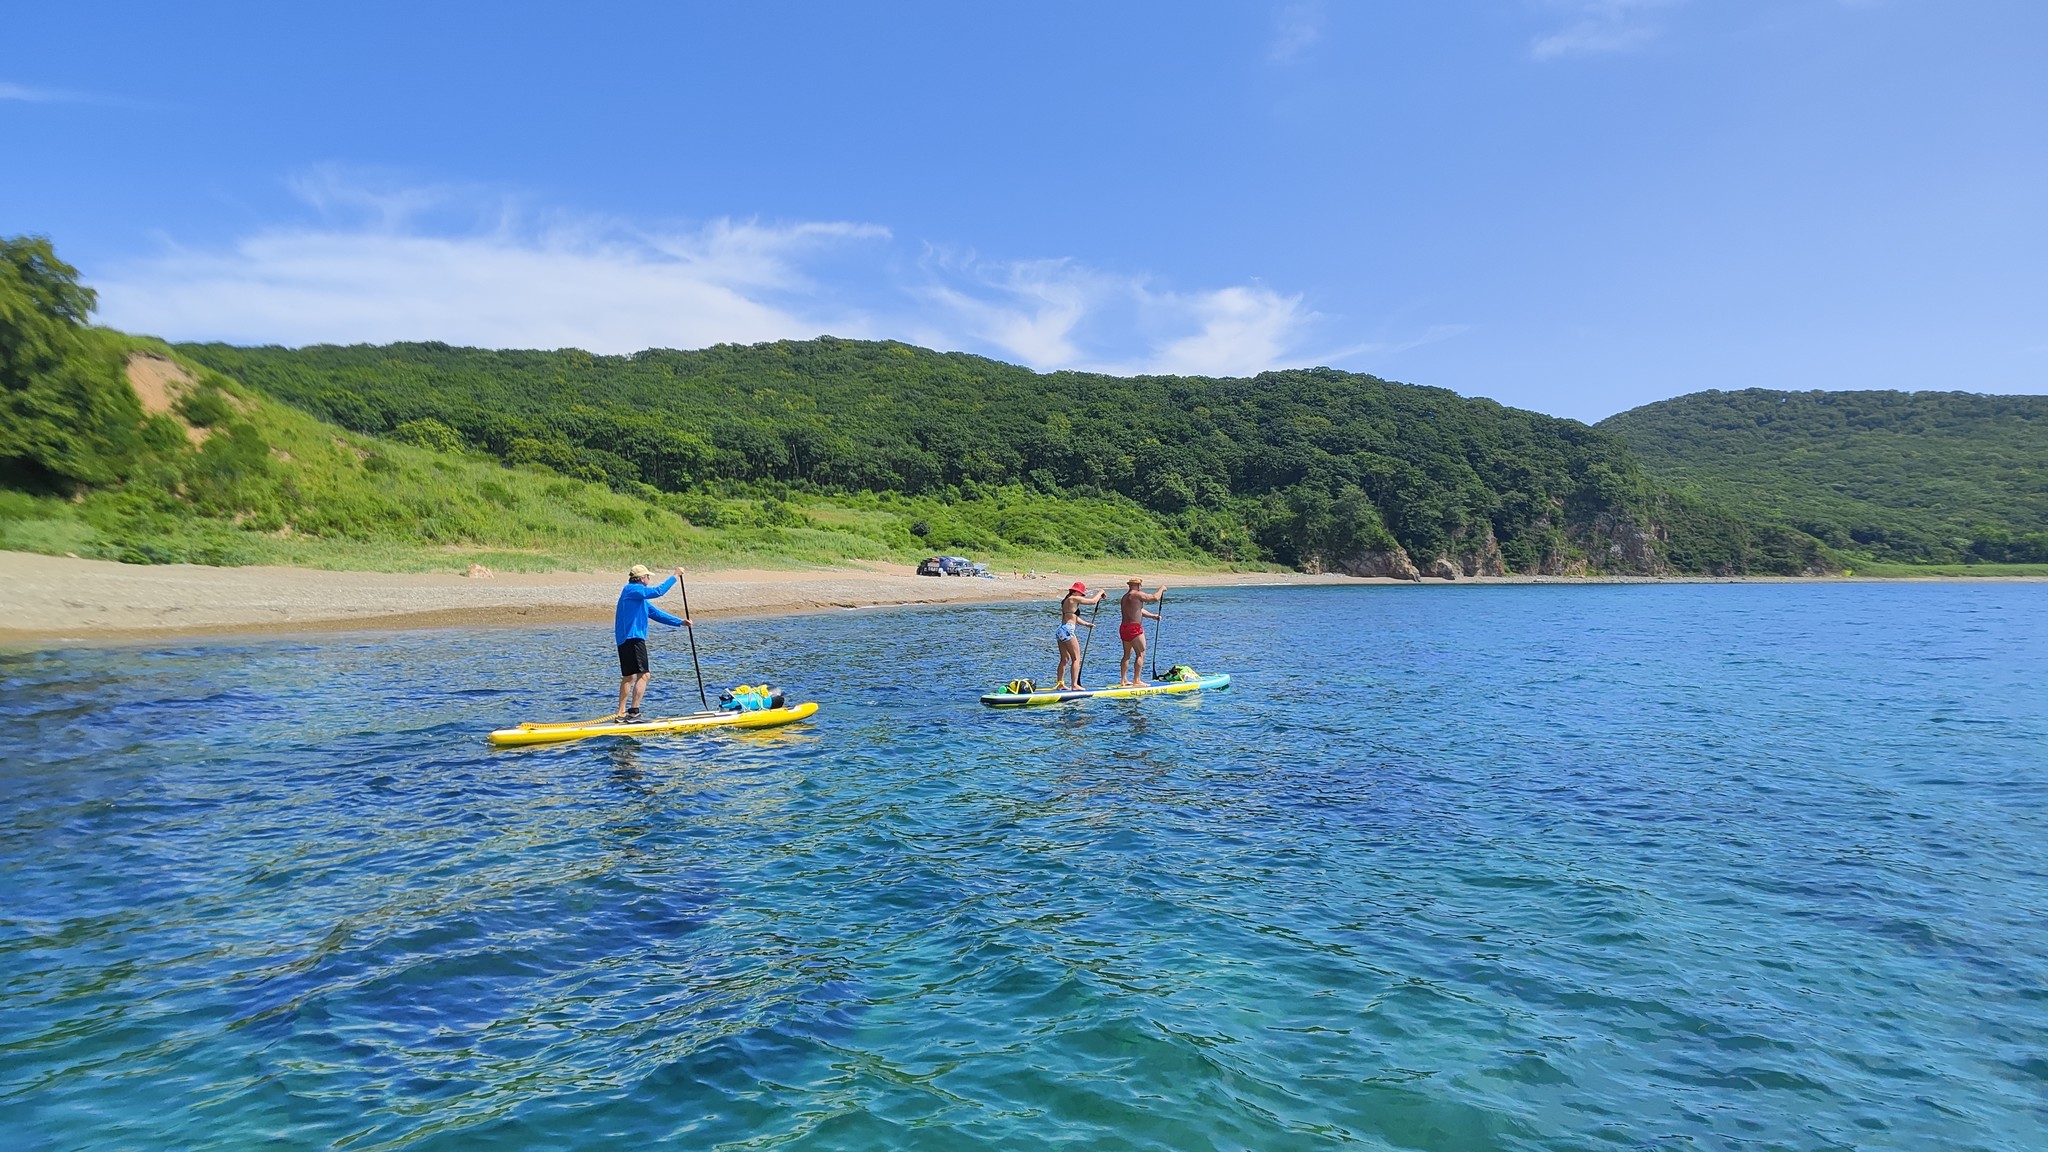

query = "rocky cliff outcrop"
[1586,514,1667,574]
[1453,527,1508,576]
[1509,509,1674,576]
[1319,512,1681,580]
[1336,548,1423,581]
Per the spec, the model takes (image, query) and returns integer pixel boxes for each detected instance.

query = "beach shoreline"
[0,551,1349,648]
[3,551,2040,649]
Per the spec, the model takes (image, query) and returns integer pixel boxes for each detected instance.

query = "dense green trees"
[12,234,1952,576]
[1602,389,2048,564]
[185,339,1767,573]
[0,237,145,492]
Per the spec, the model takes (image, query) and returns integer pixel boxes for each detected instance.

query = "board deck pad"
[979,673,1230,708]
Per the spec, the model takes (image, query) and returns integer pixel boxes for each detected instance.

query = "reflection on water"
[3,584,2047,1150]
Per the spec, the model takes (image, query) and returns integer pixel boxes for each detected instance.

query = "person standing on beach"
[1054,581,1106,690]
[1116,578,1166,686]
[615,564,690,722]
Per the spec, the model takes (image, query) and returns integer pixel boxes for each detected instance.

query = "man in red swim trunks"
[1117,577,1165,686]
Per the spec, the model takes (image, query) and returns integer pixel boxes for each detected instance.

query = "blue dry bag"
[718,685,785,712]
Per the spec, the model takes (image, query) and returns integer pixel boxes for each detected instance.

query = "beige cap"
[1127,577,1143,586]
[628,564,652,579]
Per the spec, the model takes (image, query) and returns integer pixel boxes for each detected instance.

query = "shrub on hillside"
[0,237,142,492]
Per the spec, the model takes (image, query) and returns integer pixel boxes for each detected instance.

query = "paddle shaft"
[676,572,710,711]
[1151,593,1165,679]
[1078,594,1103,671]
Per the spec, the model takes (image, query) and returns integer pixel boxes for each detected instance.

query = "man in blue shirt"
[615,563,691,722]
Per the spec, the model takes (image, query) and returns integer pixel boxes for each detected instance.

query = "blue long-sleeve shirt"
[615,576,684,645]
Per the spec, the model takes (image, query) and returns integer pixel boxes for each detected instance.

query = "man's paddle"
[674,566,710,712]
[1150,591,1165,680]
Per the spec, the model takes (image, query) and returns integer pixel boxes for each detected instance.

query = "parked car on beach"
[937,555,974,576]
[917,557,943,576]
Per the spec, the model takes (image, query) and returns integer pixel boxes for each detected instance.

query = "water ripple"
[3,583,2046,1149]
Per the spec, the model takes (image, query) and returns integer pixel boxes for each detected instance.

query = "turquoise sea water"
[4,583,2046,1150]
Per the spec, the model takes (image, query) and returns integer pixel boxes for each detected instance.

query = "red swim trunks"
[1119,621,1145,642]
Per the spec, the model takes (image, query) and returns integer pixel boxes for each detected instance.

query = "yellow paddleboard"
[488,702,819,747]
[979,673,1230,708]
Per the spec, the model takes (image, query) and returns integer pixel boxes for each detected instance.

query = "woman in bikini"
[1053,581,1106,690]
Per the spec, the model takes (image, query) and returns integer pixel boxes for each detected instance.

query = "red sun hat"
[1069,581,1087,593]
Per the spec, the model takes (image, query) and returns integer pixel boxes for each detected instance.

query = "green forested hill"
[4,234,1828,574]
[0,237,945,571]
[1601,389,2048,563]
[178,339,1826,575]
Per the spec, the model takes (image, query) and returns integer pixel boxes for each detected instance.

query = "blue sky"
[5,1,2044,419]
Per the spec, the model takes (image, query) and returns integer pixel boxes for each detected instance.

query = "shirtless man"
[1053,581,1106,690]
[1116,578,1166,686]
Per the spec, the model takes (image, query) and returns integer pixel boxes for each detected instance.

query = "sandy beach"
[0,551,1368,646]
[5,551,2035,647]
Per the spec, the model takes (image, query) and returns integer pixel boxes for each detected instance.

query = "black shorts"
[617,639,650,676]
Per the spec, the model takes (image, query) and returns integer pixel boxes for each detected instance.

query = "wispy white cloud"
[99,228,870,352]
[1268,1,1324,64]
[1143,285,1315,377]
[1309,324,1474,369]
[96,173,1446,378]
[0,80,102,103]
[97,179,890,352]
[913,252,1323,377]
[917,257,1099,369]
[284,167,471,229]
[1530,0,1681,61]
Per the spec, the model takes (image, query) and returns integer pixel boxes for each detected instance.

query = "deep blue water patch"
[3,583,2045,1150]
